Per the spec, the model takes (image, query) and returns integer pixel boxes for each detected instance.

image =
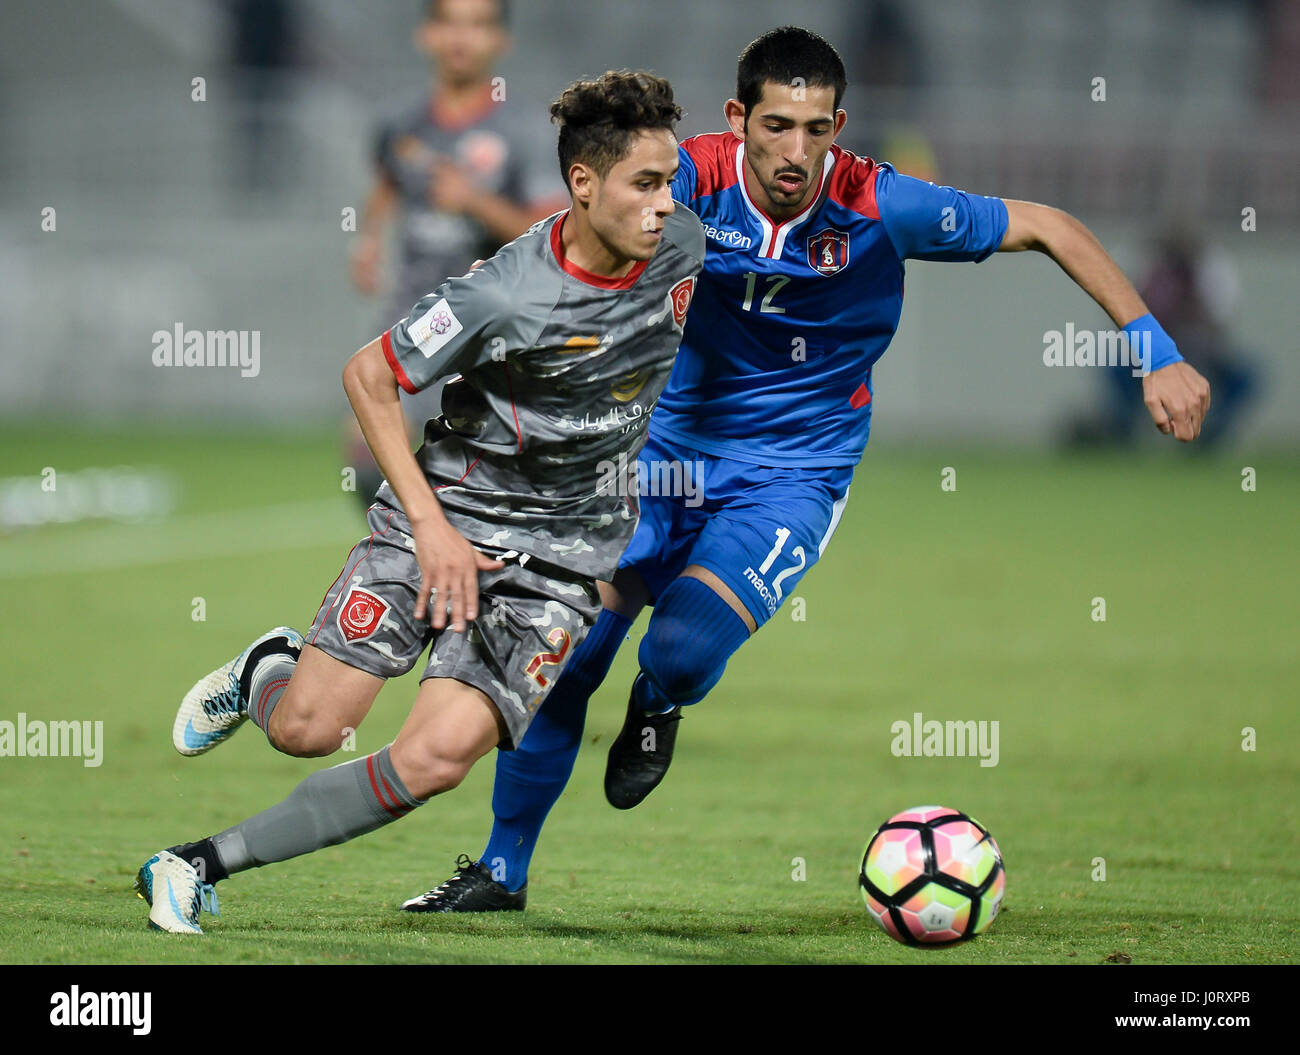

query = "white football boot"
[173,626,302,756]
[134,850,219,934]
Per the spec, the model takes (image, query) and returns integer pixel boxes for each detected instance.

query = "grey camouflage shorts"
[307,502,601,748]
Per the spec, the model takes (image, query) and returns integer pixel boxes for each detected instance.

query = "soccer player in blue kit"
[404,26,1211,911]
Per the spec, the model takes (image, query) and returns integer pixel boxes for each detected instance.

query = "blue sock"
[479,608,633,891]
[634,576,751,714]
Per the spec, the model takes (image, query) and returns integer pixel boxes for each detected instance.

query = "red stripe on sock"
[365,754,406,818]
[377,769,411,816]
[255,676,291,730]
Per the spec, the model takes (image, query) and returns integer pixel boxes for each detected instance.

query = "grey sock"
[210,744,423,875]
[247,653,297,735]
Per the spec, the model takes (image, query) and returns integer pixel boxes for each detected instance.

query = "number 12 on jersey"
[741,271,789,314]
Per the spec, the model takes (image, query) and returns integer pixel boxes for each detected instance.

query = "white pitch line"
[0,499,363,578]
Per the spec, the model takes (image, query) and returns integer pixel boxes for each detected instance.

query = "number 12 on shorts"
[759,527,806,602]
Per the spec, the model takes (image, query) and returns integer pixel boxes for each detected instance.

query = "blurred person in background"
[1257,0,1299,104]
[227,0,302,191]
[842,0,938,181]
[1070,226,1256,449]
[346,0,567,507]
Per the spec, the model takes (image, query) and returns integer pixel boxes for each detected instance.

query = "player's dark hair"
[425,0,509,28]
[737,26,847,118]
[550,71,682,188]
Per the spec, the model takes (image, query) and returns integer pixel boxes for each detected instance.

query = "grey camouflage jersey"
[378,207,706,581]
[375,91,564,317]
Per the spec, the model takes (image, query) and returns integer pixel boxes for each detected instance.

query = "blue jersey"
[653,132,1009,467]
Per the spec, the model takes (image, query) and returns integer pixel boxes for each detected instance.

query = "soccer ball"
[859,805,1006,945]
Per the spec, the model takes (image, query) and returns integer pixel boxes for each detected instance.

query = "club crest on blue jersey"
[807,227,850,275]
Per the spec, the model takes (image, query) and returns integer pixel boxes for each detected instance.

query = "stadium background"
[1,0,1296,965]
[4,0,1298,438]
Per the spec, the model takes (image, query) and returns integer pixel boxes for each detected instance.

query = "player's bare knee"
[415,758,470,798]
[268,708,341,758]
[390,741,474,799]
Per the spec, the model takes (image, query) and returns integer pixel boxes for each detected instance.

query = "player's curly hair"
[550,71,682,188]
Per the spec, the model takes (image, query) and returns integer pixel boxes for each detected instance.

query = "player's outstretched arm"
[342,339,502,632]
[998,200,1211,441]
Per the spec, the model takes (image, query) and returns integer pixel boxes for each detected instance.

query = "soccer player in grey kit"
[134,71,706,933]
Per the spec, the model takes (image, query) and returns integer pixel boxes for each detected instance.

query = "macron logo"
[407,298,463,358]
[50,986,151,1035]
[702,223,753,249]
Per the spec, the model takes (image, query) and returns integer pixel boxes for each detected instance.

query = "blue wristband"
[1122,313,1183,375]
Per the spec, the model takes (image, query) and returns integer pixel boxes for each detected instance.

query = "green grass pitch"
[1,423,1296,964]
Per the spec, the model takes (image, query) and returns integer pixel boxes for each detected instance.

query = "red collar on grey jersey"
[549,211,650,290]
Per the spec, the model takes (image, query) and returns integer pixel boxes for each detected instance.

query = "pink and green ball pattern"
[859,805,1006,945]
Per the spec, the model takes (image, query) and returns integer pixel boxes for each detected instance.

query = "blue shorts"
[617,432,854,627]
